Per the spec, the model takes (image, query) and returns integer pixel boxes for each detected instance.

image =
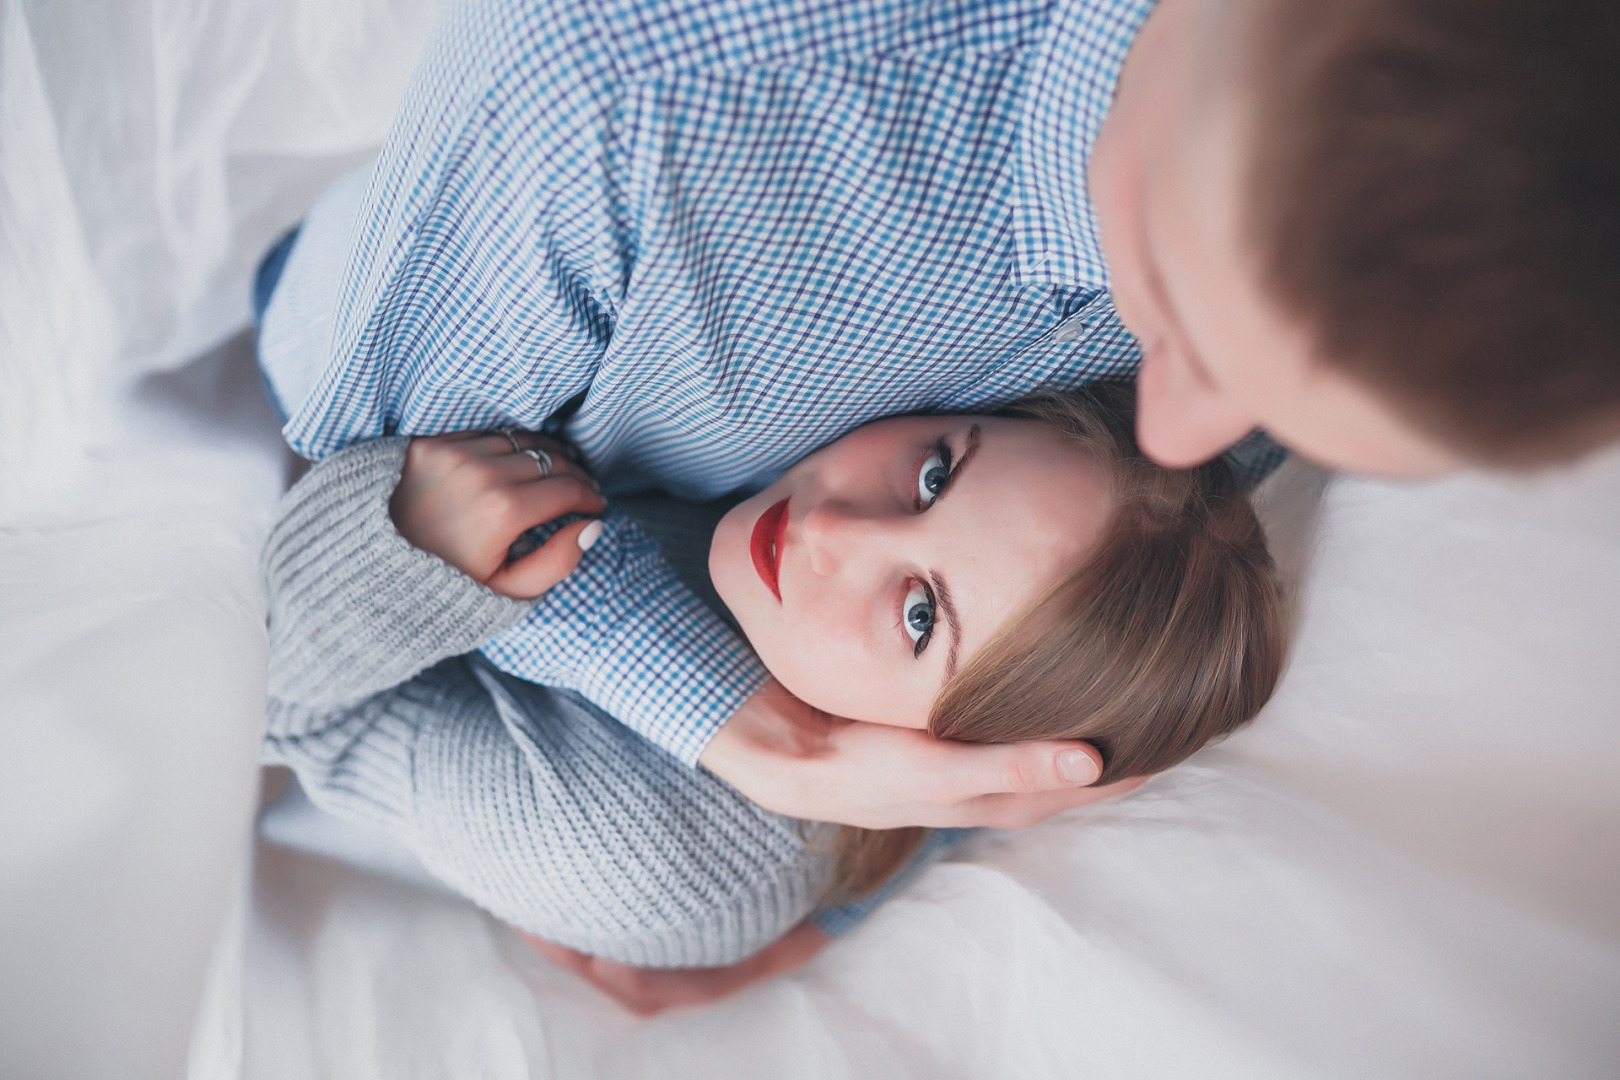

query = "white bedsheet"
[222,455,1620,1080]
[3,2,1617,1077]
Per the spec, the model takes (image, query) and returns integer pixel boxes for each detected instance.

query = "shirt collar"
[1012,0,1158,290]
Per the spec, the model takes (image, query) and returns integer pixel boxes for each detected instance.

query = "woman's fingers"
[487,518,604,599]
[421,429,590,487]
[519,921,830,1017]
[473,435,595,486]
[521,933,594,975]
[489,453,601,500]
[393,430,605,589]
[490,471,606,532]
[453,428,580,465]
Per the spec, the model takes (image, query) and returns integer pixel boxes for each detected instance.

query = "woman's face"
[710,415,1114,729]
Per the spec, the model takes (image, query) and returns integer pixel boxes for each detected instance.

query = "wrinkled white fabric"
[0,1,438,1076]
[224,456,1620,1080]
[3,1,1619,1078]
[0,0,438,518]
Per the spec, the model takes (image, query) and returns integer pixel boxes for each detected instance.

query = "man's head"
[1091,0,1620,476]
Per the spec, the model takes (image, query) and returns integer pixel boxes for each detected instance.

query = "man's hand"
[699,679,1144,830]
[521,921,831,1017]
[389,430,607,598]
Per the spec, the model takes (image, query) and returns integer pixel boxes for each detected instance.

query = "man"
[1097,0,1620,477]
[260,0,1619,835]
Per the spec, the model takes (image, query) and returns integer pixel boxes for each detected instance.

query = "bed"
[2,2,1617,1076]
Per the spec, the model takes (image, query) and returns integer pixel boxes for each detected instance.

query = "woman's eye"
[902,581,935,647]
[916,450,950,507]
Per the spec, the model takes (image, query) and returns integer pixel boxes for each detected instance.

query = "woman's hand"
[521,922,831,1016]
[700,679,1145,829]
[389,430,607,598]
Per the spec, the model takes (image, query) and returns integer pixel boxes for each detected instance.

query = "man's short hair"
[1248,0,1620,465]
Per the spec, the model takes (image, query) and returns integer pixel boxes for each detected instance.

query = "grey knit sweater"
[263,437,841,967]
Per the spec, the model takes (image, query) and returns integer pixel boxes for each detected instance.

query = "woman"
[264,384,1284,1008]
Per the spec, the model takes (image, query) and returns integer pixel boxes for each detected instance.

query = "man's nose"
[800,499,903,578]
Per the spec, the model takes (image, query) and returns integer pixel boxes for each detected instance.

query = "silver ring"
[494,426,523,454]
[522,447,554,479]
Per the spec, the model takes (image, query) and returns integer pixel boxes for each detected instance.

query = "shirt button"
[1052,319,1089,343]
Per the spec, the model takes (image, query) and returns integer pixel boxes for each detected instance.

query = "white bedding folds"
[2,3,1617,1078]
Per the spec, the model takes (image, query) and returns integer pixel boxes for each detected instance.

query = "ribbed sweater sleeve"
[264,436,531,711]
[261,438,831,966]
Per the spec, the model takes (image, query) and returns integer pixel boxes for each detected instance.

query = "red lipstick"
[750,498,789,600]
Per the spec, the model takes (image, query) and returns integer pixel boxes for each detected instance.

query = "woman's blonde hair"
[827,384,1287,899]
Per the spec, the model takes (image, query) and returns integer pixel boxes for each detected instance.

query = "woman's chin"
[708,514,758,627]
[859,713,931,731]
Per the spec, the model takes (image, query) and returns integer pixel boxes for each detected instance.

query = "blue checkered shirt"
[281,0,1156,765]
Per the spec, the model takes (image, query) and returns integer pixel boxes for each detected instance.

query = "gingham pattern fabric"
[280,0,1156,763]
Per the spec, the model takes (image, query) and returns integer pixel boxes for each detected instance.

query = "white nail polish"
[578,520,604,551]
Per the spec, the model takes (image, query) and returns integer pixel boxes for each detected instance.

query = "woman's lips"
[750,497,790,600]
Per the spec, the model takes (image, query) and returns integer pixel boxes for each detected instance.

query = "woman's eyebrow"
[927,423,979,681]
[950,424,983,488]
[930,570,962,681]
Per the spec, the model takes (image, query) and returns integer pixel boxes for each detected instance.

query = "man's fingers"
[488,518,602,599]
[895,738,1107,826]
[955,775,1148,830]
[923,738,1101,801]
[998,740,1103,792]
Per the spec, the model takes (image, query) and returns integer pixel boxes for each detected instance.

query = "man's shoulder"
[461,0,1050,82]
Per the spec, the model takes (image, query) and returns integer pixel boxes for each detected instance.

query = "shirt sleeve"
[281,0,629,459]
[479,515,768,766]
[270,0,760,761]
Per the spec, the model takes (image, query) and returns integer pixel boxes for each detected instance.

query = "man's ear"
[1134,346,1255,468]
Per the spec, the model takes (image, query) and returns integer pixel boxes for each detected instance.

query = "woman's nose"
[800,499,902,578]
